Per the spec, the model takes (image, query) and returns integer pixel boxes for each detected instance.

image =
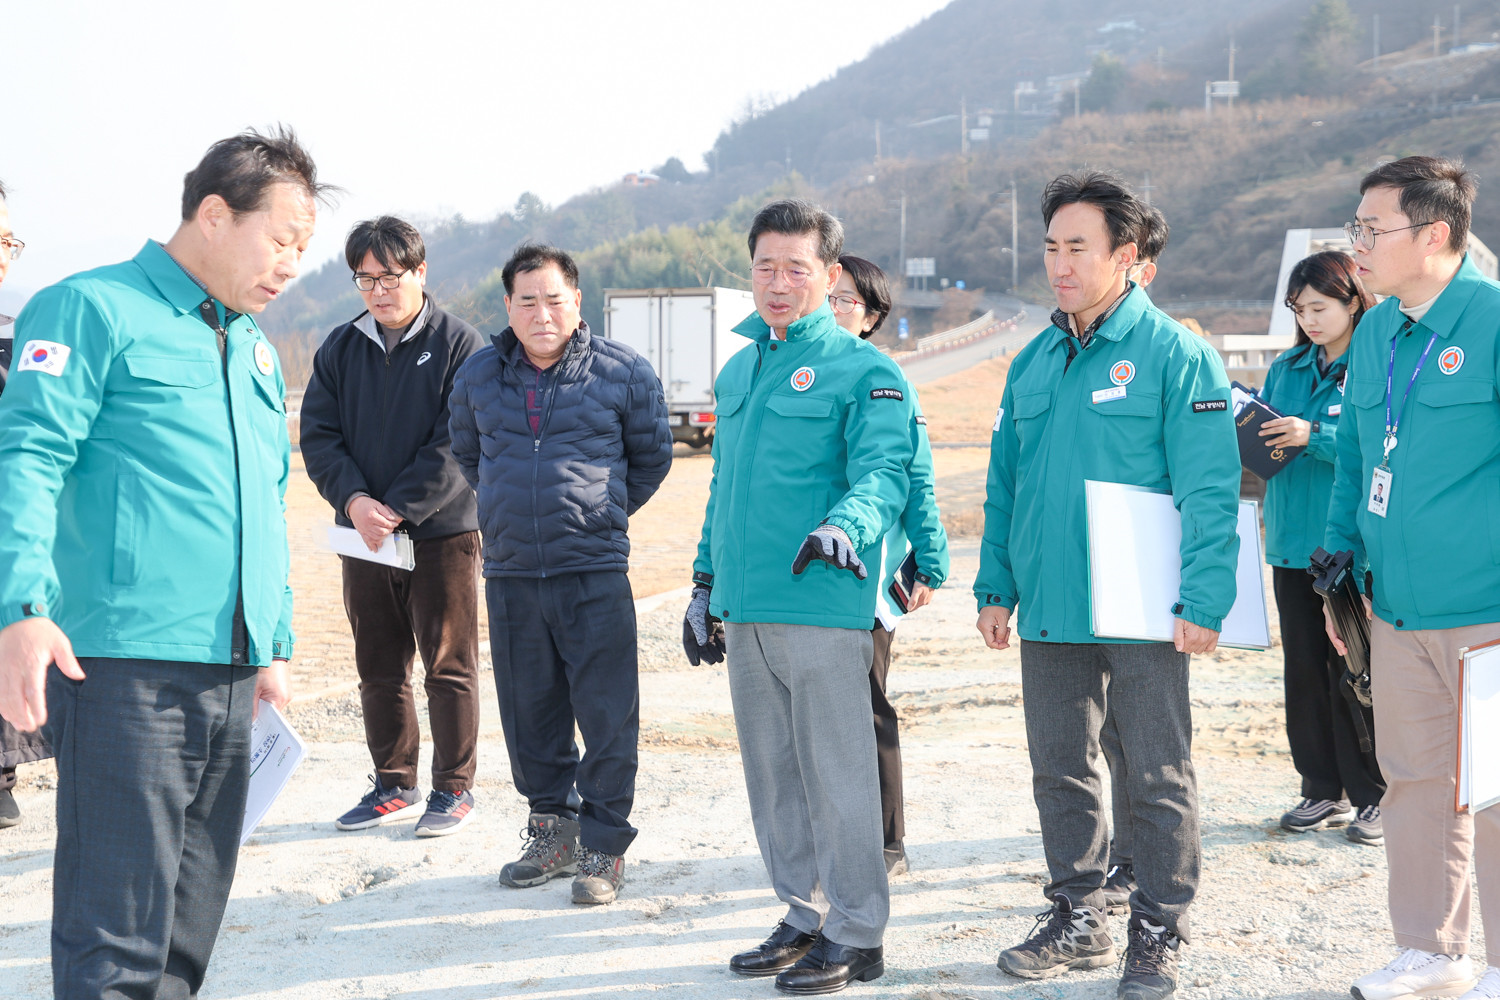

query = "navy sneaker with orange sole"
[334,774,425,830]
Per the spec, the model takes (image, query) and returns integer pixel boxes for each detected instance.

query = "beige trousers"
[1372,617,1500,962]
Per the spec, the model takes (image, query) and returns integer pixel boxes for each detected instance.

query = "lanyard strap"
[1382,318,1439,464]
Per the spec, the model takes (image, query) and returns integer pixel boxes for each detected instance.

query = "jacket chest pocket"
[1011,389,1052,449]
[764,393,837,446]
[1416,376,1498,438]
[124,354,218,393]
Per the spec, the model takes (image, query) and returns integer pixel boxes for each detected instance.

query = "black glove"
[791,524,868,580]
[682,585,725,666]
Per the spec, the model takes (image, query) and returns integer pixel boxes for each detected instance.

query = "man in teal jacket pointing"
[975,172,1239,1000]
[686,199,915,994]
[0,128,325,999]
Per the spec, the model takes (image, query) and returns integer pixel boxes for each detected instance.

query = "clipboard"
[1456,637,1500,815]
[1231,381,1304,480]
[1084,480,1270,650]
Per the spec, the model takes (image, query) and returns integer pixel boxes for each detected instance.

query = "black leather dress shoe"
[729,920,819,977]
[774,936,884,995]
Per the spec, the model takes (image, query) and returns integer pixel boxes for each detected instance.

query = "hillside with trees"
[261,0,1500,385]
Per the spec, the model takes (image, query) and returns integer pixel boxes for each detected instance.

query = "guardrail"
[1161,300,1273,312]
[886,308,1027,365]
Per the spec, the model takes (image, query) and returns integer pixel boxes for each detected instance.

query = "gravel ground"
[0,545,1485,999]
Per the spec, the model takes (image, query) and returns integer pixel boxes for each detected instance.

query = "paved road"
[899,303,1050,385]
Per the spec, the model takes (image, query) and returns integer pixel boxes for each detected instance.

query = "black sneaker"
[334,775,424,830]
[0,788,20,830]
[1118,913,1181,1000]
[1279,797,1354,833]
[997,896,1115,979]
[1103,862,1135,915]
[1346,805,1384,846]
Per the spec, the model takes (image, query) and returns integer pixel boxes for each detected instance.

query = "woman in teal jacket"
[1259,250,1384,844]
[831,255,950,876]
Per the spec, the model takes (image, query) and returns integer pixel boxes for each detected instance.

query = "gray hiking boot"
[571,846,625,904]
[1118,912,1182,1000]
[498,813,580,888]
[998,896,1115,979]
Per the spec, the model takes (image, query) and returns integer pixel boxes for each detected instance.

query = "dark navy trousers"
[44,657,257,1000]
[485,571,640,856]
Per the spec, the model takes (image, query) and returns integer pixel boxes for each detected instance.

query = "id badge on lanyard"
[1371,320,1439,518]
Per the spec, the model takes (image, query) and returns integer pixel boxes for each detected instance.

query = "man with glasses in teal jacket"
[686,199,915,995]
[975,172,1239,1000]
[1328,156,1500,1000]
[0,127,326,999]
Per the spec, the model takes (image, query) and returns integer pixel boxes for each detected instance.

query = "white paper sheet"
[1459,641,1500,814]
[1085,480,1271,650]
[241,702,308,845]
[321,526,415,570]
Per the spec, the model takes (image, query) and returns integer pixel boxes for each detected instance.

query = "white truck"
[603,286,757,448]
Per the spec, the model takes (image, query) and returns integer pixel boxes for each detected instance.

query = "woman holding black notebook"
[1260,250,1385,845]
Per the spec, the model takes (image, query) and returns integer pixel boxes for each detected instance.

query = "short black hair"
[345,216,425,274]
[1041,171,1147,256]
[180,125,332,222]
[502,242,579,296]
[837,255,892,338]
[747,198,843,266]
[1359,156,1477,254]
[1138,206,1169,263]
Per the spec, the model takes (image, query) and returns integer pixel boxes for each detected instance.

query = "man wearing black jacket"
[301,216,486,838]
[449,243,672,904]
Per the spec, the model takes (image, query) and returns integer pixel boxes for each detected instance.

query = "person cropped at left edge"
[0,177,53,832]
[301,216,486,839]
[0,127,325,1000]
[449,243,672,905]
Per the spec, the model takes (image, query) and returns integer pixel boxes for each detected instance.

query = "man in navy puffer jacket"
[449,243,671,905]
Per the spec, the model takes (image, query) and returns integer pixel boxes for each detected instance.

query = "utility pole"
[1455,4,1462,49]
[960,95,969,156]
[1434,17,1443,58]
[1373,14,1381,68]
[1227,32,1237,109]
[785,145,792,176]
[1010,180,1019,294]
[1142,171,1155,206]
[899,193,907,287]
[1155,47,1165,81]
[874,119,881,161]
[1074,78,1081,118]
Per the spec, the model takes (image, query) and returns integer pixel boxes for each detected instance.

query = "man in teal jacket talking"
[685,199,915,994]
[1326,157,1500,1000]
[0,128,325,999]
[975,172,1239,1000]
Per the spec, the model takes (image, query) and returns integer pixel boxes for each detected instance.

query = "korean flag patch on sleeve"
[17,341,71,377]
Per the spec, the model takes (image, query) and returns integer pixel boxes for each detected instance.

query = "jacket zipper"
[198,300,248,666]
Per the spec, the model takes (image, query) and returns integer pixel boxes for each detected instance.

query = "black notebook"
[1232,381,1305,480]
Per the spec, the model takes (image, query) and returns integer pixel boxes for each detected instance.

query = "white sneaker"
[1460,967,1500,999]
[1352,949,1475,1000]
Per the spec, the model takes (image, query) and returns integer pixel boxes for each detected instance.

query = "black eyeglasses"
[1343,221,1433,252]
[0,236,23,261]
[352,270,407,291]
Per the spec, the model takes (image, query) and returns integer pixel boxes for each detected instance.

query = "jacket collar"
[1391,254,1485,342]
[136,240,216,317]
[731,301,839,344]
[352,293,433,350]
[1043,283,1149,352]
[495,319,592,372]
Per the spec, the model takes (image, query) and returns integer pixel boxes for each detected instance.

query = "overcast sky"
[0,0,952,313]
